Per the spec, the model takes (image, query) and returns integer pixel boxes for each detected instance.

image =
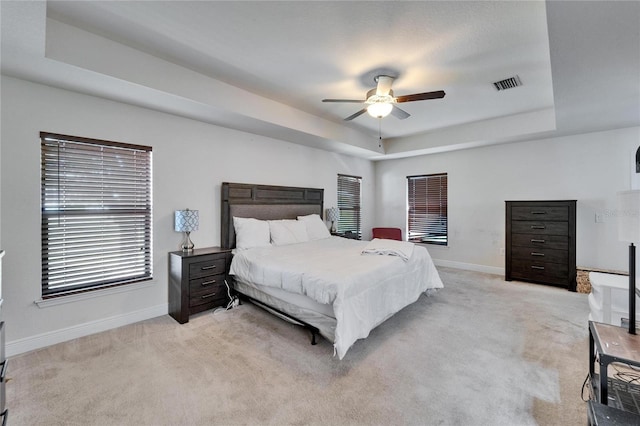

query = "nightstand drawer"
[190,274,225,291]
[189,258,226,278]
[190,282,227,307]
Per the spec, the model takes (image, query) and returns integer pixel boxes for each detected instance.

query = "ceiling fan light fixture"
[323,76,444,121]
[367,102,393,118]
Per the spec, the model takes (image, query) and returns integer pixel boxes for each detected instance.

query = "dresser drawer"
[189,257,226,278]
[511,233,569,250]
[511,246,568,264]
[511,221,568,236]
[511,206,569,221]
[511,259,568,279]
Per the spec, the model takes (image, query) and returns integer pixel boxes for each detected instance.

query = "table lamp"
[327,207,340,233]
[617,190,640,334]
[175,209,199,252]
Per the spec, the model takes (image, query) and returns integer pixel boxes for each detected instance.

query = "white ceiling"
[2,1,639,160]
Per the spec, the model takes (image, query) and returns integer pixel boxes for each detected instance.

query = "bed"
[221,182,443,359]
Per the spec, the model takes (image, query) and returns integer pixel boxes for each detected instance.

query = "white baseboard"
[433,259,505,276]
[6,304,168,357]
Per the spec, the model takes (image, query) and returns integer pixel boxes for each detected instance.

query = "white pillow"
[268,220,309,246]
[233,217,271,250]
[297,214,331,240]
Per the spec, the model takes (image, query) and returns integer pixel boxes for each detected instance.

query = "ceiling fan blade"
[395,90,446,103]
[344,109,367,121]
[323,99,365,103]
[375,75,394,96]
[390,105,410,120]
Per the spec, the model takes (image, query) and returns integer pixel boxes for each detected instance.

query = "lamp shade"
[175,209,199,232]
[327,207,340,222]
[617,190,640,242]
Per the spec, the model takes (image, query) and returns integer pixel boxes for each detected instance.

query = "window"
[40,132,152,298]
[337,174,362,239]
[407,173,448,246]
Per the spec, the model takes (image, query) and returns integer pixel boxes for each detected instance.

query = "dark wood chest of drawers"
[0,321,6,425]
[169,247,232,324]
[505,200,577,291]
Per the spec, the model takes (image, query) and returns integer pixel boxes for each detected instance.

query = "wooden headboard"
[221,182,324,249]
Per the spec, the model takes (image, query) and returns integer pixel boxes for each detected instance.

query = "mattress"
[230,236,443,358]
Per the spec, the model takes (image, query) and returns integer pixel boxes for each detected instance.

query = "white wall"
[3,73,638,355]
[375,126,640,274]
[0,76,374,354]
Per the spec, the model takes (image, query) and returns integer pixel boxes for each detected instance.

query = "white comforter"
[362,238,415,261]
[229,237,443,359]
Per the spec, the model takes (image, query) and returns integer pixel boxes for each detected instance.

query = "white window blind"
[407,173,448,245]
[337,174,362,238]
[41,132,152,298]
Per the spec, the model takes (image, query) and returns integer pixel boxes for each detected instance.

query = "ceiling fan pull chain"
[378,119,382,148]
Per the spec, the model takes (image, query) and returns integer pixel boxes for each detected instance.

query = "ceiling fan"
[322,75,446,121]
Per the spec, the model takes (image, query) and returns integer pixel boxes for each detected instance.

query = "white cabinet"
[589,272,640,325]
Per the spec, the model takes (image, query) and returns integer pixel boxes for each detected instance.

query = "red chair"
[372,227,402,241]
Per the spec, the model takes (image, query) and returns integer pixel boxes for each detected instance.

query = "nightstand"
[331,231,359,240]
[169,247,232,324]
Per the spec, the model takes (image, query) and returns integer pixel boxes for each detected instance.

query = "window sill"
[35,279,155,308]
[415,242,449,250]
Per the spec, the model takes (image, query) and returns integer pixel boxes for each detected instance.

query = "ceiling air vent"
[493,75,522,91]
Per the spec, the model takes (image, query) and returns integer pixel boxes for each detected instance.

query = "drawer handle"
[530,225,546,230]
[201,293,217,299]
[531,266,545,270]
[531,211,547,215]
[530,239,546,243]
[201,279,217,286]
[531,252,545,257]
[201,265,217,271]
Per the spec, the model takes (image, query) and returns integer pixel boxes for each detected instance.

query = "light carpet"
[6,267,590,425]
